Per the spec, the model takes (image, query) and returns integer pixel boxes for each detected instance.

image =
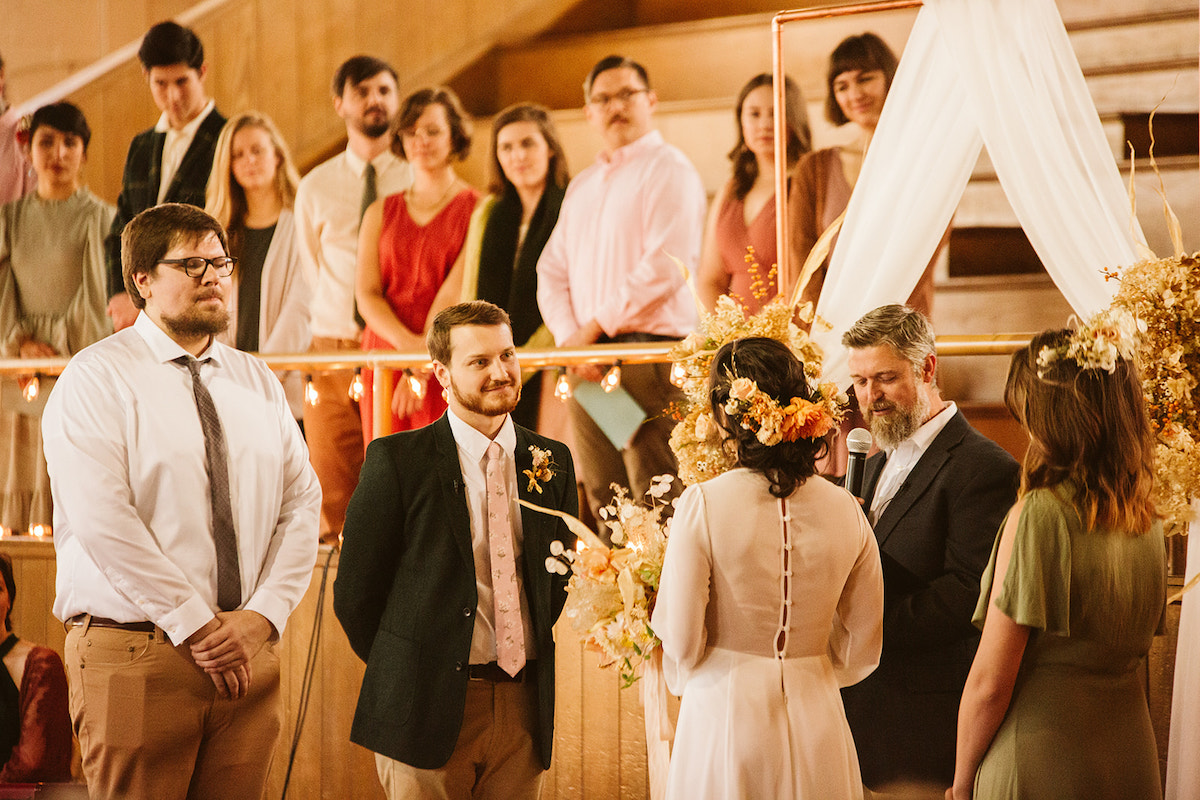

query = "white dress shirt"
[536,129,706,342]
[155,100,217,203]
[294,147,411,340]
[446,409,538,664]
[43,313,322,645]
[870,401,958,525]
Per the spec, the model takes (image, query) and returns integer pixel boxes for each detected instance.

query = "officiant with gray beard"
[839,304,1018,793]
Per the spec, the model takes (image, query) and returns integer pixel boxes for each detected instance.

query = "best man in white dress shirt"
[294,54,411,543]
[44,203,321,800]
[838,304,1018,791]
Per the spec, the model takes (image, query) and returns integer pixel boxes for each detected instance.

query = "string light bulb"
[30,524,47,539]
[304,375,319,406]
[21,374,39,402]
[601,362,622,393]
[405,369,427,399]
[670,361,686,388]
[554,368,572,402]
[348,368,365,402]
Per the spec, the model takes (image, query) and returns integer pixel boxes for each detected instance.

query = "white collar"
[154,99,215,136]
[344,145,401,179]
[133,311,222,365]
[884,400,958,465]
[446,407,516,464]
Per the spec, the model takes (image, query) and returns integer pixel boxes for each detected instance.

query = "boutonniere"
[523,445,557,493]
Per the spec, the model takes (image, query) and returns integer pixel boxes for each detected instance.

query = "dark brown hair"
[488,104,569,197]
[0,553,14,632]
[427,301,512,365]
[709,337,826,498]
[122,204,229,310]
[584,55,650,100]
[331,55,397,97]
[728,74,812,201]
[397,87,472,162]
[138,21,204,71]
[825,32,899,126]
[1004,329,1156,534]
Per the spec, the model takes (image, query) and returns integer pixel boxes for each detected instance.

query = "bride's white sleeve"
[829,505,884,687]
[651,483,711,695]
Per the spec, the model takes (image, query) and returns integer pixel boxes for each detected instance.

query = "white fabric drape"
[810,0,1147,387]
[1167,505,1200,800]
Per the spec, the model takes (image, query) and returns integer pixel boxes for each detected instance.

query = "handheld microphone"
[845,427,873,502]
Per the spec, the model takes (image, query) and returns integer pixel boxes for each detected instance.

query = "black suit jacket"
[333,415,577,770]
[843,410,1018,788]
[105,108,228,296]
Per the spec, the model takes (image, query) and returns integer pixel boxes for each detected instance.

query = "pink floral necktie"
[486,442,525,676]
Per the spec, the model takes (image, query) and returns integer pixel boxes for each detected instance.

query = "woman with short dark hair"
[789,33,935,319]
[0,101,114,535]
[948,327,1165,800]
[356,86,481,440]
[652,337,883,799]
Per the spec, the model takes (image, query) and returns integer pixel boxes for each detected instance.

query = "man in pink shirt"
[537,55,706,519]
[0,52,35,204]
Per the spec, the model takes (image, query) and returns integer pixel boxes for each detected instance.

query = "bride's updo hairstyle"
[1005,328,1156,535]
[709,337,827,498]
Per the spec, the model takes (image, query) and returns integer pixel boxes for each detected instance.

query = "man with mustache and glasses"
[43,204,321,800]
[537,55,705,521]
[840,304,1018,793]
[336,301,576,800]
[295,55,411,544]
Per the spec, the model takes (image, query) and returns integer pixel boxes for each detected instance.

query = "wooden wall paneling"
[618,673,650,796]
[253,0,302,141]
[549,618,584,798]
[95,63,157,204]
[292,2,341,164]
[580,645,621,796]
[210,3,260,118]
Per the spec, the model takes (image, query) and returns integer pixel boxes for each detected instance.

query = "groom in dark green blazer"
[335,301,577,799]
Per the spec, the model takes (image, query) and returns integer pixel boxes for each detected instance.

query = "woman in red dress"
[356,87,480,441]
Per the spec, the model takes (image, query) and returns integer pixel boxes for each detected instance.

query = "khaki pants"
[375,680,543,800]
[305,337,365,542]
[65,624,282,800]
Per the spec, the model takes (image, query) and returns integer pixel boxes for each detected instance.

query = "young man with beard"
[295,55,411,544]
[536,55,706,521]
[335,301,576,800]
[42,203,321,800]
[840,304,1018,793]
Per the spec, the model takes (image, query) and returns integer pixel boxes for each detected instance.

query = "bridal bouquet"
[543,476,675,687]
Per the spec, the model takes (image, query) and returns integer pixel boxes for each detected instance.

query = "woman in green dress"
[947,327,1165,800]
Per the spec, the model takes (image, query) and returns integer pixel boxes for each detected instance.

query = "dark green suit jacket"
[334,415,577,769]
[105,107,227,297]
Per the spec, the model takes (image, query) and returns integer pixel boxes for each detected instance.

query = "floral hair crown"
[720,372,843,447]
[1034,308,1145,379]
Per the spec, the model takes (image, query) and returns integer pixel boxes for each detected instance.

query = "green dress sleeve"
[973,488,1073,635]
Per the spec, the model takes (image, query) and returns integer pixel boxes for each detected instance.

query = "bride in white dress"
[652,337,883,799]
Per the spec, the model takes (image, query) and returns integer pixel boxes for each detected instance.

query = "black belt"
[66,614,157,633]
[468,661,532,683]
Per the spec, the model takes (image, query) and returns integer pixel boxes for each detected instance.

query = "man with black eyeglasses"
[43,203,321,800]
[536,55,706,521]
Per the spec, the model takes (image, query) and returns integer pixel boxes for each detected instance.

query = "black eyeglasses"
[157,256,238,278]
[587,88,647,107]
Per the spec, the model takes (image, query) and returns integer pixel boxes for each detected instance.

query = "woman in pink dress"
[698,74,811,315]
[356,87,480,441]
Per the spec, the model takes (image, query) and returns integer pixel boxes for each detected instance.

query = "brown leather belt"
[66,614,157,633]
[468,661,532,683]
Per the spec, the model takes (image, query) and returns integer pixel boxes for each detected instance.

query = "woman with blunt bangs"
[653,337,883,799]
[0,101,114,535]
[357,86,480,442]
[949,328,1165,800]
[460,103,568,430]
[206,111,311,419]
[698,73,811,315]
[789,32,936,321]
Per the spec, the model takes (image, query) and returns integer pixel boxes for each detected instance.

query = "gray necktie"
[354,163,377,329]
[178,357,241,611]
